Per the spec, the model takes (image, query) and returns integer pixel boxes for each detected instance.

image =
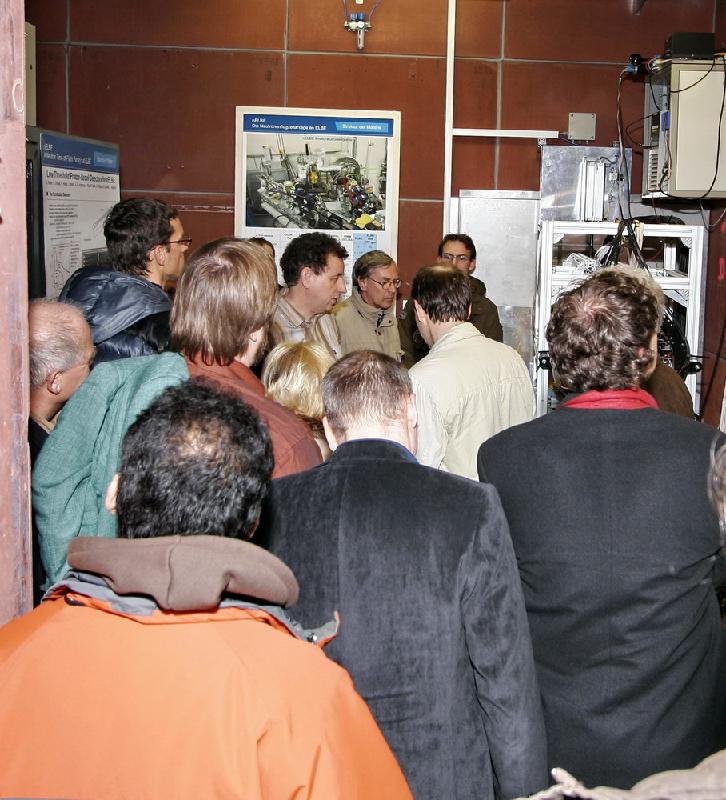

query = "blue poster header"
[243,114,393,137]
[40,132,119,174]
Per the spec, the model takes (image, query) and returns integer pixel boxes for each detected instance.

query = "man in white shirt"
[409,263,534,480]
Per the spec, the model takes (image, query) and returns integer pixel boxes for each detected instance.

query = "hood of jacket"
[349,289,396,328]
[65,534,299,611]
[61,267,171,344]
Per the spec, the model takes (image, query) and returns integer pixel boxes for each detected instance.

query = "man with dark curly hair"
[271,232,347,359]
[478,265,726,790]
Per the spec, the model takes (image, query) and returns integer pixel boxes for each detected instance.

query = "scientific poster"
[235,106,400,280]
[40,132,120,297]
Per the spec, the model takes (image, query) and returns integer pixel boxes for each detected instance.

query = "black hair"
[411,263,472,323]
[116,379,273,539]
[437,233,476,261]
[280,232,348,286]
[104,198,178,277]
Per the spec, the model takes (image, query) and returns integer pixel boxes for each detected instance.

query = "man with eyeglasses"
[399,233,502,368]
[333,250,403,360]
[60,198,191,363]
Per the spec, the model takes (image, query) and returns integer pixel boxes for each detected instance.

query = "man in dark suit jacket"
[260,350,547,800]
[478,266,725,789]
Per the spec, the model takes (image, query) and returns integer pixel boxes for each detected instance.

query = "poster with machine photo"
[235,106,400,280]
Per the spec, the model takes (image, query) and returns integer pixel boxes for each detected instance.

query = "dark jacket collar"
[60,267,171,343]
[328,438,417,465]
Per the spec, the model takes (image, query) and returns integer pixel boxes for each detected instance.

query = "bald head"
[29,300,93,388]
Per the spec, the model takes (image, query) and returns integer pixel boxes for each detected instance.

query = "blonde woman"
[262,342,334,460]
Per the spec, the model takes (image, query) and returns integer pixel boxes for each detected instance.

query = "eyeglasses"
[442,253,471,263]
[368,277,402,290]
[166,238,193,247]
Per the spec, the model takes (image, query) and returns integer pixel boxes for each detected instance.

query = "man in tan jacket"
[333,249,403,360]
[410,263,533,480]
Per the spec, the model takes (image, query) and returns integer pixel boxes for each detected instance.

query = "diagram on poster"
[235,107,400,277]
[40,132,120,297]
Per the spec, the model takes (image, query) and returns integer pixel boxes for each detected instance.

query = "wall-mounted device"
[567,113,596,142]
[643,58,726,198]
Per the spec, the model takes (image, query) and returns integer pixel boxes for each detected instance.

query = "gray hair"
[29,300,90,387]
[602,263,666,326]
[322,350,412,438]
[353,250,394,288]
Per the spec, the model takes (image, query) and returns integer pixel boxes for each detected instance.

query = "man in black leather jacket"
[60,198,190,363]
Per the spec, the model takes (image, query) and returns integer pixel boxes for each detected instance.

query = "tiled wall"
[26,0,725,422]
[703,1,726,426]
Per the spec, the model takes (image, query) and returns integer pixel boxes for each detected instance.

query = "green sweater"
[32,352,189,588]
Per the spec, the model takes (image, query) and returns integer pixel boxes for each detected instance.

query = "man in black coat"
[60,198,190,363]
[478,266,726,789]
[260,350,547,800]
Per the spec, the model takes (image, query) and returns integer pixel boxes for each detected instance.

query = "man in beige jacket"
[333,250,403,360]
[409,263,534,480]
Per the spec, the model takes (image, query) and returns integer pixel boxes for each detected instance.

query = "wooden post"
[0,0,32,624]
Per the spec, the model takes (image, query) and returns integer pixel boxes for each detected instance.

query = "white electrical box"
[643,59,726,198]
[568,113,596,141]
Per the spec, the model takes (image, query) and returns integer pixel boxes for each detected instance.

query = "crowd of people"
[1,196,724,798]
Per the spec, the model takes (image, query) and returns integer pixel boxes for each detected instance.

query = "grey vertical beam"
[443,0,457,235]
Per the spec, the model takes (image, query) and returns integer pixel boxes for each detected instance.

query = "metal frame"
[535,221,705,416]
[443,0,456,236]
[442,0,557,235]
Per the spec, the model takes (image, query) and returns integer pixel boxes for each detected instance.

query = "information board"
[40,131,120,297]
[235,106,400,283]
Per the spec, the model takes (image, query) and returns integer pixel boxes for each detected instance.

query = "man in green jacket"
[32,352,189,587]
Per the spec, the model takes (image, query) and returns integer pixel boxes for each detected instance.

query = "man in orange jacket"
[0,380,411,799]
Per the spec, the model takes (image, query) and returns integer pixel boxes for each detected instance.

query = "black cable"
[368,0,384,22]
[649,72,662,111]
[699,312,726,421]
[698,202,726,231]
[623,113,656,150]
[616,70,634,220]
[341,0,349,22]
[669,57,717,93]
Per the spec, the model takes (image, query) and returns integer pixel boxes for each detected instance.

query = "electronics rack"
[535,220,704,417]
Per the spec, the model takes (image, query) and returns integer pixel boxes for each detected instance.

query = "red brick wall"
[703,2,726,426]
[25,0,724,419]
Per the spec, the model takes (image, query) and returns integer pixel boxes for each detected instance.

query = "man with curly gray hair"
[478,265,725,789]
